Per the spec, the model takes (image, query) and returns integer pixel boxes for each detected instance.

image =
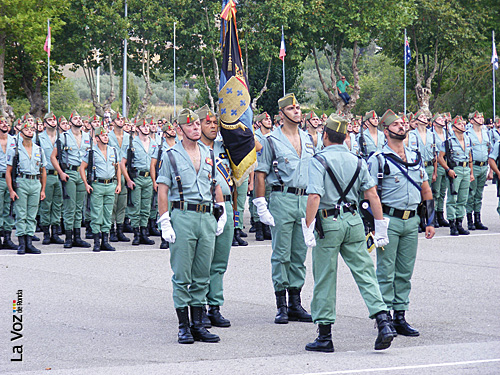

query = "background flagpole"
[122,0,128,116]
[173,22,177,118]
[404,28,407,115]
[493,30,496,120]
[47,19,51,113]
[282,25,285,96]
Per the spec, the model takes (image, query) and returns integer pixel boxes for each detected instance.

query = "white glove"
[215,203,226,236]
[301,218,316,248]
[158,211,176,243]
[374,217,390,247]
[253,197,275,226]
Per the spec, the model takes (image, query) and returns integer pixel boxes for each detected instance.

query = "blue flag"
[218,0,256,186]
[405,35,412,65]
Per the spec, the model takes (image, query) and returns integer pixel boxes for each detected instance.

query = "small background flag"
[492,39,499,70]
[44,27,51,57]
[279,28,286,61]
[405,35,411,65]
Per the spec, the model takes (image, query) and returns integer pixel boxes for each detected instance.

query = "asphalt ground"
[1,184,499,375]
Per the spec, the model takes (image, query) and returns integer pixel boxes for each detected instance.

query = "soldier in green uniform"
[80,127,121,252]
[488,139,500,218]
[0,116,17,249]
[254,93,314,324]
[305,111,323,152]
[367,110,435,337]
[358,111,385,156]
[157,108,226,344]
[430,114,450,227]
[107,113,130,243]
[50,111,92,248]
[6,121,47,254]
[38,112,64,245]
[465,111,490,230]
[437,116,474,235]
[302,114,394,352]
[198,105,234,328]
[120,118,156,246]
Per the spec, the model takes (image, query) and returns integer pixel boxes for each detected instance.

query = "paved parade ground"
[1,184,499,375]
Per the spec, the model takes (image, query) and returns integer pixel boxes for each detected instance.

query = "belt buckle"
[402,210,411,220]
[321,209,328,219]
[105,179,110,184]
[196,204,204,213]
[297,188,303,195]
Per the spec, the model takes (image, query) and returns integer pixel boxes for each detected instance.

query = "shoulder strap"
[313,154,362,205]
[166,149,184,202]
[266,137,284,187]
[210,148,217,204]
[385,156,422,192]
[376,153,385,197]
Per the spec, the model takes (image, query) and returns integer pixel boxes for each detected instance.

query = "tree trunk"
[136,47,153,118]
[200,56,215,113]
[251,59,272,111]
[0,34,14,121]
[21,74,46,118]
[342,41,361,115]
[84,55,115,116]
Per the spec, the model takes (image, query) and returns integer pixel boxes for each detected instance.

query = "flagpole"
[404,28,407,115]
[122,0,128,116]
[173,22,177,117]
[493,31,496,120]
[47,19,51,113]
[282,25,285,97]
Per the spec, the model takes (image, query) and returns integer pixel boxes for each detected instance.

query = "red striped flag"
[279,28,286,61]
[44,27,51,57]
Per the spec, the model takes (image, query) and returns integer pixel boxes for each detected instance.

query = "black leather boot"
[17,236,26,255]
[160,238,169,249]
[474,212,488,230]
[274,290,288,324]
[148,218,161,236]
[123,217,133,233]
[288,288,312,322]
[100,233,116,251]
[56,223,63,235]
[189,306,220,342]
[239,229,248,238]
[449,220,459,236]
[467,212,476,231]
[255,221,264,241]
[249,217,256,233]
[41,225,51,245]
[3,230,18,249]
[36,215,42,232]
[393,310,419,337]
[305,324,334,352]
[201,305,212,328]
[386,310,397,337]
[374,311,395,350]
[116,224,130,242]
[50,225,64,244]
[263,224,272,240]
[73,228,91,248]
[176,307,194,344]
[85,221,93,239]
[32,234,40,241]
[109,223,118,242]
[93,233,101,252]
[25,236,41,254]
[233,228,248,246]
[64,230,73,248]
[140,226,155,245]
[132,227,140,246]
[208,306,231,327]
[456,218,469,235]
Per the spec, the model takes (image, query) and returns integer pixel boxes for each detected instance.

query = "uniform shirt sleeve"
[359,160,376,191]
[121,141,129,162]
[254,137,272,175]
[489,141,500,160]
[40,148,47,168]
[305,156,325,197]
[156,150,172,186]
[82,150,89,164]
[366,154,380,185]
[6,147,15,166]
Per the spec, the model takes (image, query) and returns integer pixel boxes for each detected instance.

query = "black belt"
[474,161,487,167]
[68,165,80,171]
[223,194,232,202]
[0,172,5,178]
[171,201,212,213]
[272,186,308,196]
[423,159,435,167]
[383,205,416,220]
[137,170,150,177]
[321,204,357,219]
[95,178,116,184]
[46,169,58,176]
[18,174,40,180]
[455,161,469,168]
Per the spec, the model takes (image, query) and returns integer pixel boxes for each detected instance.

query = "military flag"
[404,34,411,65]
[44,25,51,57]
[279,27,286,61]
[218,0,256,186]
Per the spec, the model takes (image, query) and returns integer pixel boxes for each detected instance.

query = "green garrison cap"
[177,108,199,125]
[95,126,108,136]
[196,104,216,121]
[81,115,90,122]
[135,117,147,126]
[469,111,483,119]
[414,109,426,120]
[274,114,281,121]
[380,109,400,127]
[70,110,80,120]
[255,112,270,122]
[431,113,443,123]
[325,114,347,134]
[44,112,56,120]
[307,111,319,120]
[452,115,463,125]
[278,93,299,109]
[58,116,67,123]
[162,121,174,132]
[363,110,378,122]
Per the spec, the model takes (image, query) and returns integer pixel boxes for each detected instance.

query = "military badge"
[205,157,213,166]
